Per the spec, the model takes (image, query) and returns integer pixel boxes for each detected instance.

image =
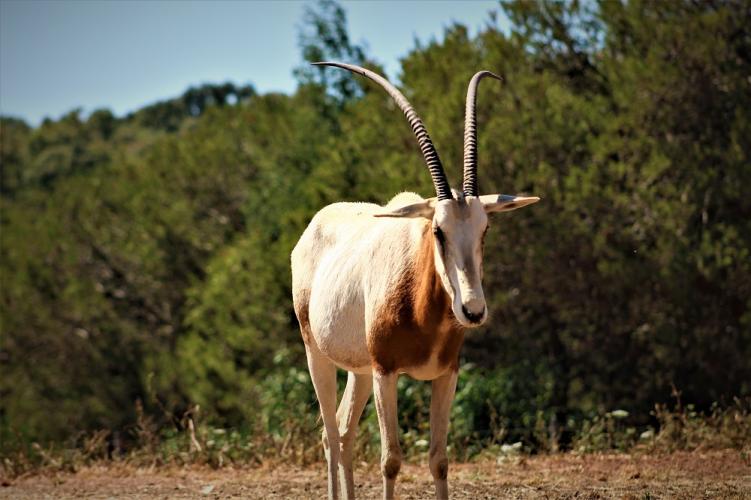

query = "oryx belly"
[308,241,372,372]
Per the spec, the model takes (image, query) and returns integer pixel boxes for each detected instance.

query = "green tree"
[1,0,749,454]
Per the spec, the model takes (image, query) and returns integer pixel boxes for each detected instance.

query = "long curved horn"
[463,71,502,197]
[312,61,453,201]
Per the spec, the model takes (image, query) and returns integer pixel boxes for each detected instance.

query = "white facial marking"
[432,196,489,327]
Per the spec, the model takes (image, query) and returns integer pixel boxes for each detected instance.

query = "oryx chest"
[401,348,453,381]
[367,268,465,377]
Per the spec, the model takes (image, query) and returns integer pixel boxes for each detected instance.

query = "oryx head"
[314,63,539,328]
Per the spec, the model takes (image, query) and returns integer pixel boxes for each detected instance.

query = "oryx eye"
[480,226,489,248]
[433,226,446,246]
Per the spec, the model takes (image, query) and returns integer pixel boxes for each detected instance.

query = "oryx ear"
[480,194,540,213]
[374,198,436,218]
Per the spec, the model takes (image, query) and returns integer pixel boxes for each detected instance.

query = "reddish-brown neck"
[368,224,464,374]
[412,224,453,329]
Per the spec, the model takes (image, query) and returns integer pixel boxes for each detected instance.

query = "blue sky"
[0,0,505,126]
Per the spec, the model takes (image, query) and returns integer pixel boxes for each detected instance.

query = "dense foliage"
[1,0,749,458]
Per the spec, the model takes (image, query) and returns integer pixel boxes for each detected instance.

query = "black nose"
[462,305,485,324]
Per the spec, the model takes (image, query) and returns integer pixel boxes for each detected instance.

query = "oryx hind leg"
[336,371,372,499]
[306,344,341,500]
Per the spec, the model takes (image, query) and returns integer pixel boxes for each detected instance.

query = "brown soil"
[2,450,749,499]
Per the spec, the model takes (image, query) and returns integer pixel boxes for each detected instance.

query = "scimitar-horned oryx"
[291,62,540,500]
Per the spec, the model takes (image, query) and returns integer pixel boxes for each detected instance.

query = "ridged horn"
[463,71,502,197]
[312,61,453,201]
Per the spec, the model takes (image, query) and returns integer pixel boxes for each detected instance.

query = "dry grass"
[2,450,749,499]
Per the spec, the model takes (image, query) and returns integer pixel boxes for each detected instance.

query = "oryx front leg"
[306,345,341,500]
[337,371,372,500]
[373,371,402,500]
[430,370,458,500]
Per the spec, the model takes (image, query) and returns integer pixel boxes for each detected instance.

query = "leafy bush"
[2,0,750,472]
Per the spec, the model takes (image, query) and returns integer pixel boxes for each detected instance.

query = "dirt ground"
[2,450,749,499]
